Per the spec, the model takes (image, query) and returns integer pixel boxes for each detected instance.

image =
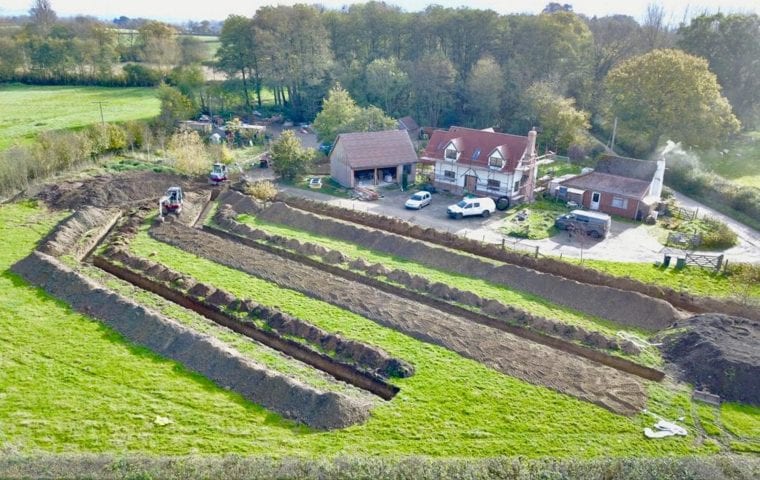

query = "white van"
[447,197,496,219]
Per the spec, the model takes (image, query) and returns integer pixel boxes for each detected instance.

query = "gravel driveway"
[278,185,760,264]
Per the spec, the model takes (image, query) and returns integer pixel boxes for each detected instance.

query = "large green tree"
[312,84,360,143]
[465,55,504,128]
[604,49,740,154]
[313,84,396,144]
[678,13,760,127]
[525,82,590,153]
[216,15,259,110]
[271,130,315,181]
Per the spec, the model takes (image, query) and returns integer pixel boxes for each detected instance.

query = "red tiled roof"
[561,172,651,199]
[332,130,419,169]
[421,126,531,172]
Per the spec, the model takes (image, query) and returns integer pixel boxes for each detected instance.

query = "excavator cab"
[209,162,228,185]
[159,186,183,218]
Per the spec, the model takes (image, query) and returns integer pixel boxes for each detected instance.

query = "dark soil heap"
[660,313,760,405]
[36,172,203,210]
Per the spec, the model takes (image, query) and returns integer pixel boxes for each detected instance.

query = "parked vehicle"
[405,191,432,209]
[554,209,611,238]
[308,177,323,189]
[447,196,496,219]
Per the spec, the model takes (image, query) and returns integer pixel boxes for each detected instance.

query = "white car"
[405,191,432,209]
[447,196,496,219]
[308,177,322,189]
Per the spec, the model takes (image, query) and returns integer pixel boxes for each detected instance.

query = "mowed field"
[0,84,160,150]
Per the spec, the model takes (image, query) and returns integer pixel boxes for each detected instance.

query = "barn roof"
[332,130,418,169]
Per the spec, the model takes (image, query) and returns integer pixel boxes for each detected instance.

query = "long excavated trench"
[93,255,400,400]
[150,220,649,415]
[203,222,664,382]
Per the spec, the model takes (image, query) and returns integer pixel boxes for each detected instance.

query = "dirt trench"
[12,251,370,429]
[151,221,648,415]
[206,212,662,381]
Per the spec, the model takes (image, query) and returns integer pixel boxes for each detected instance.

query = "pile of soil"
[660,313,760,405]
[253,199,680,330]
[36,171,205,210]
[152,221,648,415]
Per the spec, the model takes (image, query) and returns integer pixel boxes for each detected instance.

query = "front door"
[590,191,601,210]
[465,174,477,193]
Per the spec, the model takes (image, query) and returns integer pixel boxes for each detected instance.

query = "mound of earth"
[659,313,760,405]
[36,171,205,210]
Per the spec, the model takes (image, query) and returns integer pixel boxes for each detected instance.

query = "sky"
[1,0,758,23]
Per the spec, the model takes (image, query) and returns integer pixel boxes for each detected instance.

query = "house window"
[487,179,501,190]
[489,156,504,168]
[445,148,458,161]
[443,170,456,181]
[612,196,628,209]
[513,180,520,192]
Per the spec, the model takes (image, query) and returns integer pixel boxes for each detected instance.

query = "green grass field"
[567,258,760,300]
[501,199,571,240]
[698,131,760,188]
[0,202,711,457]
[0,84,160,150]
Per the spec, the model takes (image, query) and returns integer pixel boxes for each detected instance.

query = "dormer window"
[488,155,504,169]
[445,147,458,161]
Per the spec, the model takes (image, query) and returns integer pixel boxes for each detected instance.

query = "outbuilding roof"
[561,172,651,199]
[595,155,659,181]
[332,130,419,169]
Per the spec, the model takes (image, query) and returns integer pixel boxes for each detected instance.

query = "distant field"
[0,84,159,150]
[698,131,760,188]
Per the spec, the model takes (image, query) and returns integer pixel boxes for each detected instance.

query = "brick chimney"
[524,128,538,202]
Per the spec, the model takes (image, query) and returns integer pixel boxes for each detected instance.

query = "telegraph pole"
[93,101,106,127]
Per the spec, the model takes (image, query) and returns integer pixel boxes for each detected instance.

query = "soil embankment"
[244,198,680,330]
[276,194,759,322]
[660,313,760,405]
[12,251,371,429]
[151,221,648,415]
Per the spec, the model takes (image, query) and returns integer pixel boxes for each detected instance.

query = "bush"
[701,216,738,249]
[167,130,210,175]
[245,180,278,201]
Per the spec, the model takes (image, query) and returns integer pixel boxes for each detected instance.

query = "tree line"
[2,1,760,157]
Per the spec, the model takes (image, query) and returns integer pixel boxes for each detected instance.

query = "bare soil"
[35,171,208,211]
[660,313,760,405]
[151,221,648,415]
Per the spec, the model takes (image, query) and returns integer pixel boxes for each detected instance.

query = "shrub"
[701,216,738,249]
[245,180,278,201]
[167,130,210,175]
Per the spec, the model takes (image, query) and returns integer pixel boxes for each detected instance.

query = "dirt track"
[151,221,648,415]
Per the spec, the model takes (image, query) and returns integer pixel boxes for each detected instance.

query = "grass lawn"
[697,131,760,188]
[538,158,583,178]
[0,84,160,151]
[286,175,351,198]
[566,258,760,300]
[721,403,760,439]
[501,199,572,239]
